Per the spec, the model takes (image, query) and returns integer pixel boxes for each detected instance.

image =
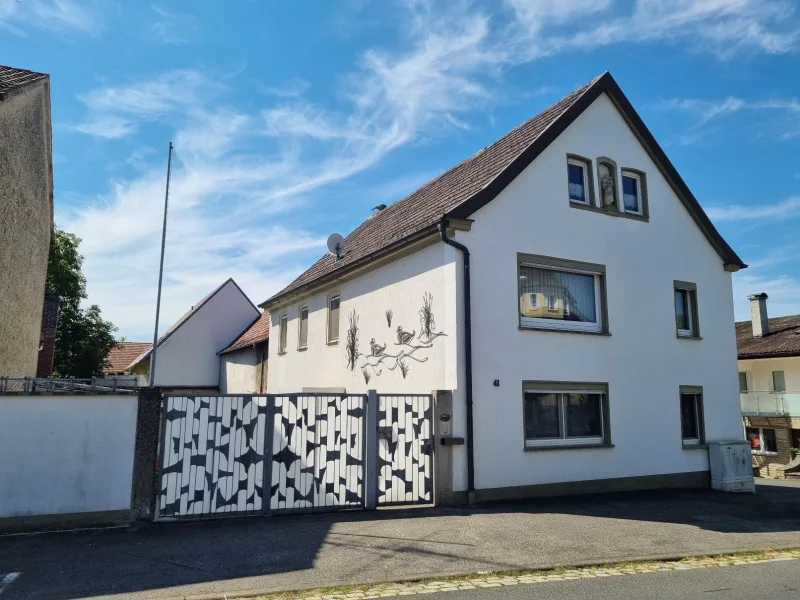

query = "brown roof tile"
[263,71,744,307]
[736,315,800,359]
[220,311,270,355]
[105,342,152,374]
[0,65,49,100]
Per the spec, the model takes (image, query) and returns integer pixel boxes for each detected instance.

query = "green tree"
[46,229,119,377]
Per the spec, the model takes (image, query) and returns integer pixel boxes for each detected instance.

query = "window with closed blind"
[327,295,340,343]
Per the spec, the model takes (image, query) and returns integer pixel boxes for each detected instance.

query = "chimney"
[748,293,769,338]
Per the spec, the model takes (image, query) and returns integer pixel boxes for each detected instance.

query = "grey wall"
[220,341,268,393]
[0,81,53,377]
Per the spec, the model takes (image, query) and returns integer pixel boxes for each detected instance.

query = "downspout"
[439,219,475,500]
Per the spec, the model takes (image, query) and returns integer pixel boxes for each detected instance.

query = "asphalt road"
[420,560,800,600]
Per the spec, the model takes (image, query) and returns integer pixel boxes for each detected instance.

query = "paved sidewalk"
[1,481,799,600]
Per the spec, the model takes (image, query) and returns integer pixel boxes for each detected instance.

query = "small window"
[278,314,288,354]
[747,427,778,454]
[327,295,340,342]
[772,371,786,392]
[738,372,748,393]
[792,429,800,450]
[674,282,699,338]
[518,255,606,334]
[567,159,590,204]
[523,383,608,448]
[622,171,642,215]
[298,307,309,349]
[680,388,704,446]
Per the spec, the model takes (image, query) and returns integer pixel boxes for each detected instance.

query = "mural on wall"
[159,395,268,518]
[351,292,447,382]
[270,394,365,511]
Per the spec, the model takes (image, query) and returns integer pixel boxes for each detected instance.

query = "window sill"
[326,340,339,346]
[676,334,703,341]
[519,325,611,337]
[682,443,708,450]
[524,442,614,452]
[569,201,649,222]
[297,347,308,352]
[277,351,287,356]
[751,451,778,456]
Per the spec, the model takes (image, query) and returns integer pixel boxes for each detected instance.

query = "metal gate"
[156,392,433,520]
[269,394,366,513]
[377,394,434,506]
[157,394,269,519]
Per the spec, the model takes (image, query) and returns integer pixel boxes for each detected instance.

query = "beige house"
[738,293,800,479]
[0,65,53,377]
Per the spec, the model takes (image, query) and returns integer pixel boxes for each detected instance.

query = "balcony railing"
[741,391,800,416]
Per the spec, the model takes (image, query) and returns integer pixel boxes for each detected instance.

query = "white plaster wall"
[267,243,469,490]
[153,281,260,387]
[221,347,258,393]
[739,357,800,391]
[461,92,743,490]
[0,395,138,518]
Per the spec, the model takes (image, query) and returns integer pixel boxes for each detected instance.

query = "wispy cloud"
[148,5,200,45]
[260,79,310,98]
[706,197,800,221]
[0,0,103,36]
[72,70,224,139]
[734,270,800,320]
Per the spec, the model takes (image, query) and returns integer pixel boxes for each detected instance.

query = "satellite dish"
[327,233,345,259]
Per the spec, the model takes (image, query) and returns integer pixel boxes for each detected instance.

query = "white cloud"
[706,197,800,221]
[69,115,138,139]
[0,0,102,36]
[148,5,200,45]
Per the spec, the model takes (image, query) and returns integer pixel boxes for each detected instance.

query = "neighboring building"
[737,293,800,479]
[261,72,748,501]
[128,279,260,390]
[218,311,270,393]
[0,65,53,377]
[105,342,152,376]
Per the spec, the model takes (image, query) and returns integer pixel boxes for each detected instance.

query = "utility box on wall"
[708,440,756,493]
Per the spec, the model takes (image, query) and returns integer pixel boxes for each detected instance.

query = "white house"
[130,279,260,389]
[261,72,748,502]
[737,293,800,478]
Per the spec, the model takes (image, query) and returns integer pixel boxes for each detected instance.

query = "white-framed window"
[621,170,642,215]
[747,427,778,454]
[327,295,341,342]
[523,385,608,448]
[278,314,288,354]
[298,306,309,349]
[680,388,704,446]
[567,158,590,205]
[674,282,699,338]
[518,255,606,334]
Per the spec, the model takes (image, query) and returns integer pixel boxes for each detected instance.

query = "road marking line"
[0,573,20,596]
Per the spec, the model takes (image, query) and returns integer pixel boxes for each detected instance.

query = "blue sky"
[3,0,800,341]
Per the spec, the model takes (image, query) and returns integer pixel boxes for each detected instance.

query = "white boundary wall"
[0,395,138,518]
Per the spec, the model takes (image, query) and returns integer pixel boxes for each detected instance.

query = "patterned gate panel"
[269,394,366,512]
[377,394,434,506]
[158,395,268,519]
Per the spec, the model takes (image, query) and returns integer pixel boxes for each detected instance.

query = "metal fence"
[0,376,140,394]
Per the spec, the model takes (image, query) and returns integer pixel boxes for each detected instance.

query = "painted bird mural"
[396,326,415,345]
[369,338,386,356]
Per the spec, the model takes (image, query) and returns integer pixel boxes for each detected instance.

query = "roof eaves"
[261,223,441,309]
[738,351,800,360]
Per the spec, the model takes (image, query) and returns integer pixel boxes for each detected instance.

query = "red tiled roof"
[736,315,800,359]
[105,342,151,374]
[262,71,744,307]
[220,311,270,355]
[0,65,48,100]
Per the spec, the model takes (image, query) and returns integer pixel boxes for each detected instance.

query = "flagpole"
[149,141,173,388]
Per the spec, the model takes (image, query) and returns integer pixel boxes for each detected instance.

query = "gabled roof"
[219,311,270,355]
[0,65,49,101]
[129,278,257,368]
[736,315,800,359]
[262,71,745,309]
[104,342,151,374]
